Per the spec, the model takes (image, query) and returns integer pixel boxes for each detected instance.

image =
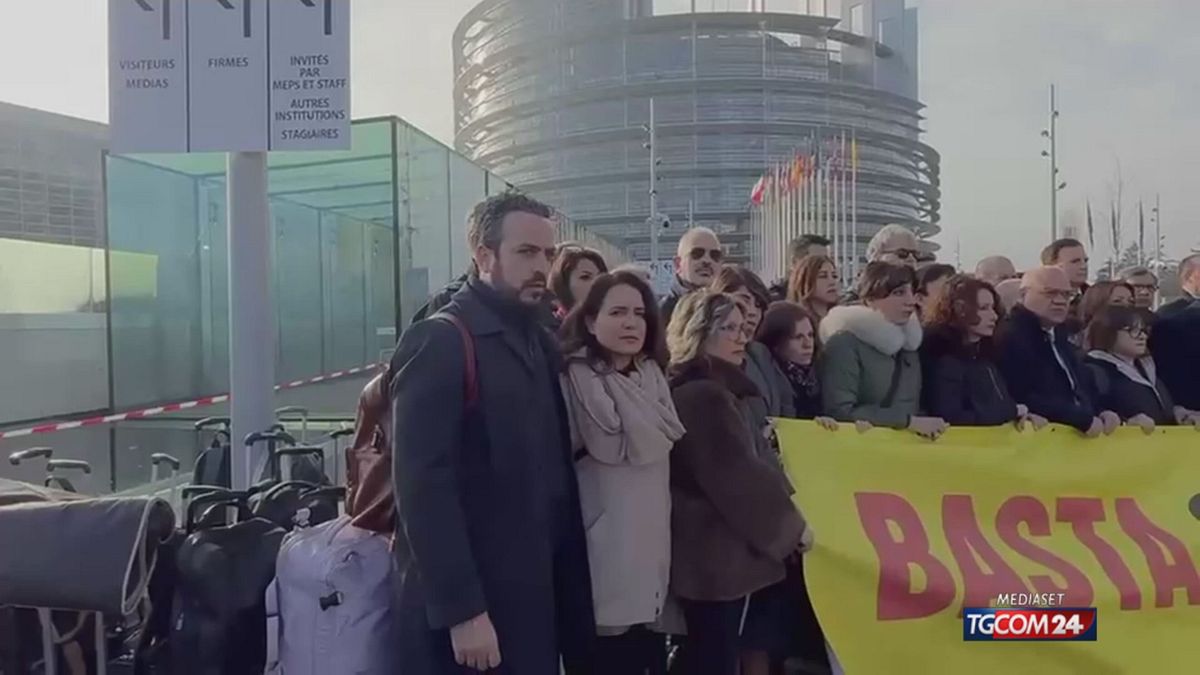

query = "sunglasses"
[688,247,724,263]
[887,248,920,261]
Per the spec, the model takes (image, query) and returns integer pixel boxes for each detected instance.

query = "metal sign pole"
[227,150,275,489]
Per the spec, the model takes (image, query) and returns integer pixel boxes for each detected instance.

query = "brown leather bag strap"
[435,313,479,408]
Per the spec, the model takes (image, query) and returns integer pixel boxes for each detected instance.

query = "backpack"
[345,313,478,533]
[266,516,395,675]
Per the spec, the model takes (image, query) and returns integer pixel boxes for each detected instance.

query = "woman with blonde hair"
[665,290,810,675]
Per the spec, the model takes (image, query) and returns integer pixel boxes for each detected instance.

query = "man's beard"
[688,265,714,287]
[489,261,547,308]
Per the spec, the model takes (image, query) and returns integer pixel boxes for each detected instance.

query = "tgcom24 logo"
[963,606,1098,642]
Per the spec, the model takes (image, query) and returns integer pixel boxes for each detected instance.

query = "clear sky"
[3,0,1196,271]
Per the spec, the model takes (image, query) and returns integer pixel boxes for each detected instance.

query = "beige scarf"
[563,354,686,465]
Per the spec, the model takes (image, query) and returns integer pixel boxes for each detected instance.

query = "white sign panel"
[268,0,351,151]
[108,0,350,154]
[187,0,269,152]
[650,260,675,297]
[108,0,189,153]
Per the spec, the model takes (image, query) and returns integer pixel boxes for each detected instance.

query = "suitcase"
[169,492,286,675]
[266,516,394,675]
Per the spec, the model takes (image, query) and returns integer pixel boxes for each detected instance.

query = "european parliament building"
[453,0,940,264]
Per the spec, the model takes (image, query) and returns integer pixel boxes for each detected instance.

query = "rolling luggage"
[169,492,286,675]
[266,516,394,675]
[192,417,232,489]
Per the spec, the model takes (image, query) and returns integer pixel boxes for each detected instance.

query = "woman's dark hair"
[559,271,668,368]
[549,245,608,311]
[857,261,917,302]
[1079,281,1136,328]
[787,254,837,304]
[1084,305,1154,353]
[924,274,1002,353]
[759,301,820,363]
[711,265,771,315]
[917,264,957,296]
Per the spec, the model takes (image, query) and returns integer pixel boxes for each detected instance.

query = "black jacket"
[1150,304,1200,410]
[1156,293,1198,320]
[410,274,467,325]
[920,328,1019,426]
[768,278,789,303]
[390,280,594,675]
[997,305,1099,432]
[1083,354,1177,425]
[660,284,686,328]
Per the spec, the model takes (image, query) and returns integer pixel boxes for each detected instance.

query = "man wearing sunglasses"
[865,224,922,269]
[661,227,724,325]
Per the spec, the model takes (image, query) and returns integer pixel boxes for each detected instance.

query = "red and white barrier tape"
[0,363,383,440]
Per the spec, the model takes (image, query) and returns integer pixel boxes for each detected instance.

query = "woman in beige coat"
[559,270,686,674]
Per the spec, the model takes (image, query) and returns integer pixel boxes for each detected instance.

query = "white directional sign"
[269,0,351,151]
[650,260,675,297]
[188,0,269,151]
[108,0,350,154]
[108,0,189,152]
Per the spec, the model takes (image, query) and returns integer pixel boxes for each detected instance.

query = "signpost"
[108,0,351,489]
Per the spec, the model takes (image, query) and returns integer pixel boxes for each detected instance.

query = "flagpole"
[841,130,849,277]
[778,163,787,278]
[1138,200,1145,267]
[851,130,859,284]
[790,159,798,267]
[786,161,792,276]
[771,165,780,280]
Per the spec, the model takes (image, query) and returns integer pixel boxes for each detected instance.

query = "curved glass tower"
[454,0,940,263]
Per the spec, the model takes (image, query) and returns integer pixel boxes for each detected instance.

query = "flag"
[791,154,808,190]
[1086,200,1095,249]
[750,173,768,205]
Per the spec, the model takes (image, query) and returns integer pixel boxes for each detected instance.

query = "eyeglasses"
[885,248,920,261]
[1119,326,1149,339]
[1039,289,1073,301]
[689,247,724,263]
[1129,283,1159,292]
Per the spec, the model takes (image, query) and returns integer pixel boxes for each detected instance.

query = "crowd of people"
[374,191,1200,675]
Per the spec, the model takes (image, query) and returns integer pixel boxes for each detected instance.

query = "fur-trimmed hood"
[819,305,923,356]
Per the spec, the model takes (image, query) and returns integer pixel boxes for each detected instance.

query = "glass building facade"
[1,116,624,429]
[454,0,941,264]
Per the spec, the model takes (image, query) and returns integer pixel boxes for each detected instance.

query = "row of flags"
[748,129,862,285]
[749,133,859,206]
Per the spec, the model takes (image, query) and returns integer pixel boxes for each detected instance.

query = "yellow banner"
[775,420,1200,674]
